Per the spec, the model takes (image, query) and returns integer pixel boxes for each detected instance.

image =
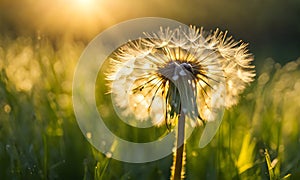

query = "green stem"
[172,110,185,180]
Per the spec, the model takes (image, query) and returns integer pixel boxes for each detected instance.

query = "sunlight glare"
[76,0,93,6]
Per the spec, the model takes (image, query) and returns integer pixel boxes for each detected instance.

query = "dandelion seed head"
[107,25,255,127]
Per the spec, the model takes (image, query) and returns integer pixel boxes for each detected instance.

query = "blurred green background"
[0,0,299,179]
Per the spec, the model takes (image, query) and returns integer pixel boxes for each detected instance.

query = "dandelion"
[106,25,255,179]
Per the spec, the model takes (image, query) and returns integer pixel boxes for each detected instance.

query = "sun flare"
[75,0,94,7]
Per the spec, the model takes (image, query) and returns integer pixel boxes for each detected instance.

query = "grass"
[0,35,300,179]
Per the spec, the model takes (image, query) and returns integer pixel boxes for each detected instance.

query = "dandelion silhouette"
[106,26,255,179]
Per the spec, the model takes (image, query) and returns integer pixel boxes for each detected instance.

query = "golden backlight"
[75,0,95,6]
[71,0,97,13]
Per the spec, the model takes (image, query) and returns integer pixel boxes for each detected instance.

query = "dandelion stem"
[172,110,186,180]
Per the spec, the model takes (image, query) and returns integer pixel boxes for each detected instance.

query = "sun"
[68,0,99,16]
[74,0,96,10]
[76,0,94,7]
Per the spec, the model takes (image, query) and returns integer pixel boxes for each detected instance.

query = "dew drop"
[105,152,112,158]
[4,104,11,113]
[179,69,186,76]
[86,132,92,139]
[192,151,198,157]
[172,75,179,81]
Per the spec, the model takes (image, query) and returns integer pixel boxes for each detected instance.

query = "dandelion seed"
[106,25,255,180]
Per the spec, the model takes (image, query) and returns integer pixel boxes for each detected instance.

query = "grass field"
[0,35,299,180]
